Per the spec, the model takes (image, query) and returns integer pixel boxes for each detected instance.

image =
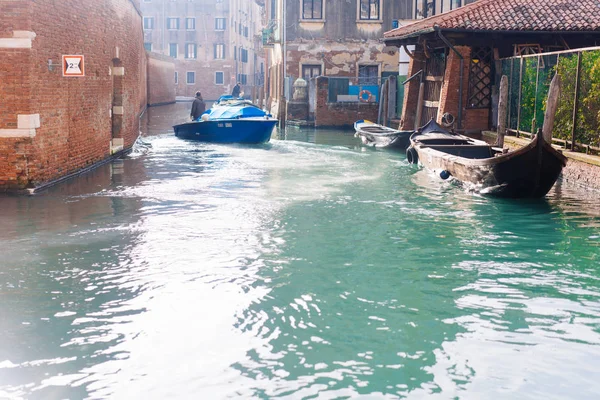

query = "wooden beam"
[542,74,561,143]
[414,82,425,131]
[496,75,508,147]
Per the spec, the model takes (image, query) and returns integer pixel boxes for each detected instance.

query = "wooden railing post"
[570,51,582,151]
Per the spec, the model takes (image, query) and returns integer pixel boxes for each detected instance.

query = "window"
[214,43,225,59]
[186,18,195,30]
[143,17,154,29]
[144,42,152,51]
[215,18,226,30]
[359,0,380,20]
[358,65,378,85]
[234,46,237,60]
[169,43,177,58]
[302,0,323,19]
[167,17,179,30]
[241,48,248,63]
[467,47,493,108]
[237,74,247,85]
[186,71,195,85]
[185,43,197,59]
[215,71,224,85]
[244,26,248,38]
[302,64,321,79]
[175,71,178,84]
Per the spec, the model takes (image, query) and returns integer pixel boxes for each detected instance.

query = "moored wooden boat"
[354,120,412,149]
[407,119,567,198]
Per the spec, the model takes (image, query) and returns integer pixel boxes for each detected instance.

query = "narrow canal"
[1,103,599,399]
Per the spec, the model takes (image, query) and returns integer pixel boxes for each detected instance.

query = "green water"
[0,104,599,399]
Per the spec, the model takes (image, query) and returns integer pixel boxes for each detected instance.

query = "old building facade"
[263,0,418,125]
[0,0,147,192]
[140,0,265,102]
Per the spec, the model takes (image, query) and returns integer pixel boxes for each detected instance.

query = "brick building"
[140,0,265,102]
[0,0,147,192]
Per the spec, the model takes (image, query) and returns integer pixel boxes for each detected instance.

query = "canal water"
[1,103,600,399]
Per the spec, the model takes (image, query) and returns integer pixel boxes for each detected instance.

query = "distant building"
[0,0,147,192]
[140,0,265,102]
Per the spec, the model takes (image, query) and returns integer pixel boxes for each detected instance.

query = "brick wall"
[313,77,378,128]
[147,52,176,106]
[399,50,425,130]
[435,46,490,132]
[286,101,309,120]
[0,0,147,191]
[561,157,600,191]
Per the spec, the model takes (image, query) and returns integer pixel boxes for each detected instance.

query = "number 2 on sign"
[62,55,84,76]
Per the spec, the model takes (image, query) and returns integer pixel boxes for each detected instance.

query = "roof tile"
[384,0,600,39]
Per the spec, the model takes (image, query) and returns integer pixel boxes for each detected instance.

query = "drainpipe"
[436,28,463,130]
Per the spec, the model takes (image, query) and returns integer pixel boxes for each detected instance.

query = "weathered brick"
[0,0,147,191]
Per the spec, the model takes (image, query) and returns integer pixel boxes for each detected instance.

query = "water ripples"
[1,119,600,398]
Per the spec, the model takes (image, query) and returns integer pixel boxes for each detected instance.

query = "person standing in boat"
[190,91,206,121]
[231,82,241,98]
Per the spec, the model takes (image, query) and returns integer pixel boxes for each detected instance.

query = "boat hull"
[413,133,567,198]
[173,118,278,144]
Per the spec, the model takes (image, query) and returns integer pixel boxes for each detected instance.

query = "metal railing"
[501,47,600,154]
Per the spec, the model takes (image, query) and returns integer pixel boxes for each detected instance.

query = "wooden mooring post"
[414,82,425,131]
[542,74,561,144]
[496,75,508,147]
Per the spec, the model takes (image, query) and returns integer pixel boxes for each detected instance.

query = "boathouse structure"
[383,0,600,190]
[383,0,600,133]
[0,0,147,192]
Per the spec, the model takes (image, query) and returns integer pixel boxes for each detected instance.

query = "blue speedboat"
[173,101,278,144]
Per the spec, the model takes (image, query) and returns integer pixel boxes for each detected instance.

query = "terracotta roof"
[384,0,600,39]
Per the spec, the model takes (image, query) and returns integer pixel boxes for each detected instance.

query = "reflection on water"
[0,102,599,399]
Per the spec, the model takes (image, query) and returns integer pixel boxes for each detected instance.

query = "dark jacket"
[231,84,241,98]
[190,97,206,120]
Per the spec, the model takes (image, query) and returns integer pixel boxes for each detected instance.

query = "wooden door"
[420,51,446,126]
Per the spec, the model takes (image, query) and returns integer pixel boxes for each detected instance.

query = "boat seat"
[361,127,391,133]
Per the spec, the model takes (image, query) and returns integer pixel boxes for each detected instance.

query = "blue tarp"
[203,105,267,120]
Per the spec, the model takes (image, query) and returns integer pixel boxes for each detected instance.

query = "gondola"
[353,120,412,149]
[407,119,567,198]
